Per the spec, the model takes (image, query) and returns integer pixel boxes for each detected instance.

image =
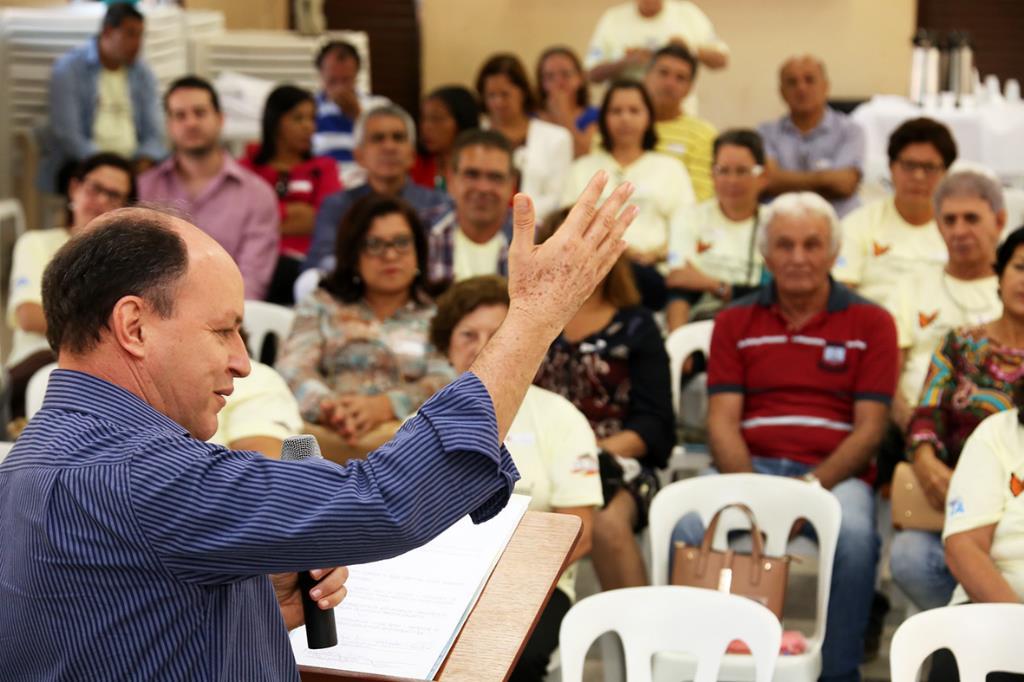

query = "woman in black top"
[534,209,675,590]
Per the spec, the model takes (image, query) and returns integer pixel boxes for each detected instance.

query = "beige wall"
[422,0,916,129]
[186,0,288,30]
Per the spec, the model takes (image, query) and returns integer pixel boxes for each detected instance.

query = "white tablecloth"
[851,95,1024,186]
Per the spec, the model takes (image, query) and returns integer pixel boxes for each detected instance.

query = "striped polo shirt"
[0,370,517,680]
[708,280,898,473]
[654,113,717,202]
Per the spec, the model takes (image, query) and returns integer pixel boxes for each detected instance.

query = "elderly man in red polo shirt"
[677,191,899,682]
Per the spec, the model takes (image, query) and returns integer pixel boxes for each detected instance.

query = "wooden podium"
[299,511,582,682]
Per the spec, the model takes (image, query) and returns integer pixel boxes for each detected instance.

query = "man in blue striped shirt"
[0,172,637,680]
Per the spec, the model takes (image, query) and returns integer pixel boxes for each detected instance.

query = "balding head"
[779,55,829,120]
[44,208,191,355]
[45,206,251,439]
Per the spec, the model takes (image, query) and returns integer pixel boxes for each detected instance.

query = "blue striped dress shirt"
[0,369,517,680]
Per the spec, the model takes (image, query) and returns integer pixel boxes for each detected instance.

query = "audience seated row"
[12,3,1024,679]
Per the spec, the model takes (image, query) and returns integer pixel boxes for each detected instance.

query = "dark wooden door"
[319,0,422,119]
[917,0,1023,85]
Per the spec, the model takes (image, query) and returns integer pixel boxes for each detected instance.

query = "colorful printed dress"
[907,325,1024,465]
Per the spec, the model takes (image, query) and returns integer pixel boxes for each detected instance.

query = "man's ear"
[108,295,148,359]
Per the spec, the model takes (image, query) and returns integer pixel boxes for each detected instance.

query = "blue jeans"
[670,457,879,682]
[889,529,956,610]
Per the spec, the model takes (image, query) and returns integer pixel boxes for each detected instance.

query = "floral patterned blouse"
[533,306,675,469]
[277,288,455,423]
[908,325,1024,465]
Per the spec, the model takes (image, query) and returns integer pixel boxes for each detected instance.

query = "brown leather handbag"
[670,503,790,620]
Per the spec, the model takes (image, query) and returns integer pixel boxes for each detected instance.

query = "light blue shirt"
[757,108,866,218]
[38,38,166,191]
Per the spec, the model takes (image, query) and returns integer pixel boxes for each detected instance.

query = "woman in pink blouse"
[242,85,341,304]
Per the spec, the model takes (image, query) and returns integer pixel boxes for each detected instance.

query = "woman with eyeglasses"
[5,152,136,423]
[277,194,454,450]
[241,84,342,304]
[561,79,695,311]
[664,128,769,329]
[833,117,957,313]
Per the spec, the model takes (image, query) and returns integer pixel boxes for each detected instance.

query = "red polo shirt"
[708,281,898,479]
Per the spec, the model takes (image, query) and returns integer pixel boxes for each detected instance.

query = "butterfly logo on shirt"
[872,242,891,257]
[918,311,940,328]
[697,240,714,254]
[1011,473,1024,498]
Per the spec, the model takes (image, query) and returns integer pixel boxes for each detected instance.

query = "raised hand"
[506,170,637,339]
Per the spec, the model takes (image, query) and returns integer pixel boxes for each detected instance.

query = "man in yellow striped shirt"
[644,44,717,201]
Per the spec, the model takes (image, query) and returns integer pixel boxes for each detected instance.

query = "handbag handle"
[699,502,768,563]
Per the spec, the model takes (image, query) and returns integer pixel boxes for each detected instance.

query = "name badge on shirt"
[288,179,314,194]
[819,343,847,372]
[665,143,687,155]
[813,158,834,170]
[505,431,537,447]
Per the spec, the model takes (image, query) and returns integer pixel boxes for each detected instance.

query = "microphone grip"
[297,570,338,649]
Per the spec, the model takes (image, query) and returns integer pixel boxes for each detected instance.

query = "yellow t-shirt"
[6,228,70,367]
[944,409,1024,604]
[562,149,695,256]
[92,67,137,159]
[655,114,717,202]
[209,361,303,448]
[667,199,762,286]
[833,196,947,310]
[890,269,1000,404]
[452,229,506,282]
[505,385,603,601]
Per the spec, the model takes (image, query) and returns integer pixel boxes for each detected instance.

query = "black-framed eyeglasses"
[362,235,414,257]
[896,159,945,176]
[82,178,129,205]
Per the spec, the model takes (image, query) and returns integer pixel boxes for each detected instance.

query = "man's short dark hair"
[164,75,221,113]
[887,117,958,168]
[713,129,766,166]
[42,210,189,355]
[649,43,699,80]
[450,129,515,176]
[315,41,361,71]
[102,2,144,31]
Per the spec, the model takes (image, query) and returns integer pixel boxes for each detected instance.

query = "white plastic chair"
[25,362,57,420]
[890,603,1024,681]
[292,267,323,304]
[242,300,295,364]
[664,320,715,478]
[560,585,782,682]
[648,473,842,682]
[0,199,27,241]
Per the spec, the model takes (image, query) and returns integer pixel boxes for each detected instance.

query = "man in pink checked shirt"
[139,75,279,301]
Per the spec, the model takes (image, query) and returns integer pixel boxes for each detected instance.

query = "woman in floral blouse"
[891,225,1024,610]
[277,194,454,445]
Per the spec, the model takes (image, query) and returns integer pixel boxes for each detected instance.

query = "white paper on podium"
[290,494,530,679]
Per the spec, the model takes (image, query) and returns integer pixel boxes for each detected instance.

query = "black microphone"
[280,435,339,649]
